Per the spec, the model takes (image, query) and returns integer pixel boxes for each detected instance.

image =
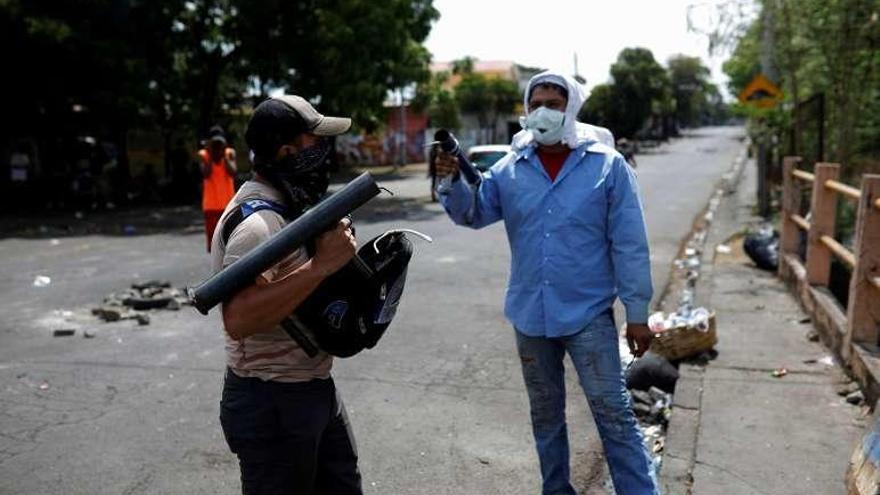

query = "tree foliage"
[0,0,439,156]
[721,0,879,171]
[414,57,520,142]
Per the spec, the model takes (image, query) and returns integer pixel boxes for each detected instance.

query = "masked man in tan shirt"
[212,95,361,494]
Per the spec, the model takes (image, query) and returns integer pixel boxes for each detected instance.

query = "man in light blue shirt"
[436,71,659,495]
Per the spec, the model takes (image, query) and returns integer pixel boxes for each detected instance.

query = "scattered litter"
[49,239,60,246]
[652,436,665,454]
[39,381,50,390]
[33,275,51,287]
[846,390,865,406]
[53,329,76,337]
[771,367,788,378]
[836,381,860,397]
[803,358,817,364]
[818,356,835,366]
[806,329,820,342]
[715,244,732,254]
[477,457,490,465]
[799,317,812,324]
[135,314,151,326]
[83,329,96,339]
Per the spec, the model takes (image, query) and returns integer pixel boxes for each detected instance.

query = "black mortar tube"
[189,172,381,314]
[433,129,483,185]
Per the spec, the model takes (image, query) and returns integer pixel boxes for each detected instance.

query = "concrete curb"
[656,147,748,494]
[660,365,704,494]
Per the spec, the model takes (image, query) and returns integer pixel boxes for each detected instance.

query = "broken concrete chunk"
[131,280,171,291]
[632,402,652,417]
[123,297,172,310]
[92,307,123,322]
[631,390,653,406]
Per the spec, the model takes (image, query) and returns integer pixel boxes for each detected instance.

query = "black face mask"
[260,138,333,215]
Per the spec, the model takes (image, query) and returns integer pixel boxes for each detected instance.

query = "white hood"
[511,70,615,151]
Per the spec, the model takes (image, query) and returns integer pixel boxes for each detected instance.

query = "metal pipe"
[824,180,861,201]
[819,234,855,268]
[189,172,381,314]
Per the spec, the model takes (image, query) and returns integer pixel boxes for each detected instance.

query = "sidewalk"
[660,158,868,494]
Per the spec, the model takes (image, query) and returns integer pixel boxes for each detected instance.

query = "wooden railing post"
[780,156,803,262]
[806,163,841,286]
[845,174,880,349]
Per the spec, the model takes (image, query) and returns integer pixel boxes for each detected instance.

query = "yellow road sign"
[738,74,782,108]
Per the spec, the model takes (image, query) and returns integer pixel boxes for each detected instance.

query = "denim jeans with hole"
[515,310,659,495]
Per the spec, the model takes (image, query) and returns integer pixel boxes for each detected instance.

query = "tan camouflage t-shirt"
[210,179,332,383]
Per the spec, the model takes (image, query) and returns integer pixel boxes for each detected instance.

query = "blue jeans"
[516,311,659,495]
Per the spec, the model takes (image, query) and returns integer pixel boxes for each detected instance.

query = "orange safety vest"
[200,148,236,212]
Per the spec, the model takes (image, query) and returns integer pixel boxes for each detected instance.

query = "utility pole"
[756,4,777,218]
[397,88,407,170]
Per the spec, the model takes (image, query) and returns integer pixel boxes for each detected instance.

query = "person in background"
[199,125,237,252]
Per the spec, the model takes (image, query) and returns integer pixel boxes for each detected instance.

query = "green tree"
[455,71,520,143]
[722,0,880,170]
[412,71,461,130]
[667,54,718,127]
[0,0,440,190]
[582,48,674,139]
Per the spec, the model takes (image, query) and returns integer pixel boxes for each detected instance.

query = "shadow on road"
[0,191,443,240]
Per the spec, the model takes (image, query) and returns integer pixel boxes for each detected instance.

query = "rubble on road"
[92,280,190,326]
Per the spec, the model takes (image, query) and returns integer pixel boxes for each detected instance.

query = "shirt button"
[547,208,552,214]
[544,233,550,238]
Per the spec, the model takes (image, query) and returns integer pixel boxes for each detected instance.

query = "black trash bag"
[626,351,680,393]
[743,225,779,271]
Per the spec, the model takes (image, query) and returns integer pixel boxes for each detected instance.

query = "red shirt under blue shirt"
[537,148,568,182]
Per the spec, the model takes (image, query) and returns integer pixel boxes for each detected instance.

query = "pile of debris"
[631,386,672,457]
[91,280,191,326]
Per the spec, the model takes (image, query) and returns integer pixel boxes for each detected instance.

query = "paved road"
[0,126,745,494]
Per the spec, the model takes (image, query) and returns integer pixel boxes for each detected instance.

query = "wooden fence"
[779,157,880,401]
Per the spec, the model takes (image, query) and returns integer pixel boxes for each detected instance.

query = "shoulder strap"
[221,198,289,245]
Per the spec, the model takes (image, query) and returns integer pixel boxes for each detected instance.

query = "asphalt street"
[0,126,745,494]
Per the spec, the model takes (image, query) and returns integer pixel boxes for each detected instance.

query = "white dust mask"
[520,106,566,145]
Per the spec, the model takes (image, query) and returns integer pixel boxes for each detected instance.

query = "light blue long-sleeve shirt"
[439,141,652,337]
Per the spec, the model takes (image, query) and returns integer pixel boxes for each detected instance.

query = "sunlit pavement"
[0,126,745,494]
